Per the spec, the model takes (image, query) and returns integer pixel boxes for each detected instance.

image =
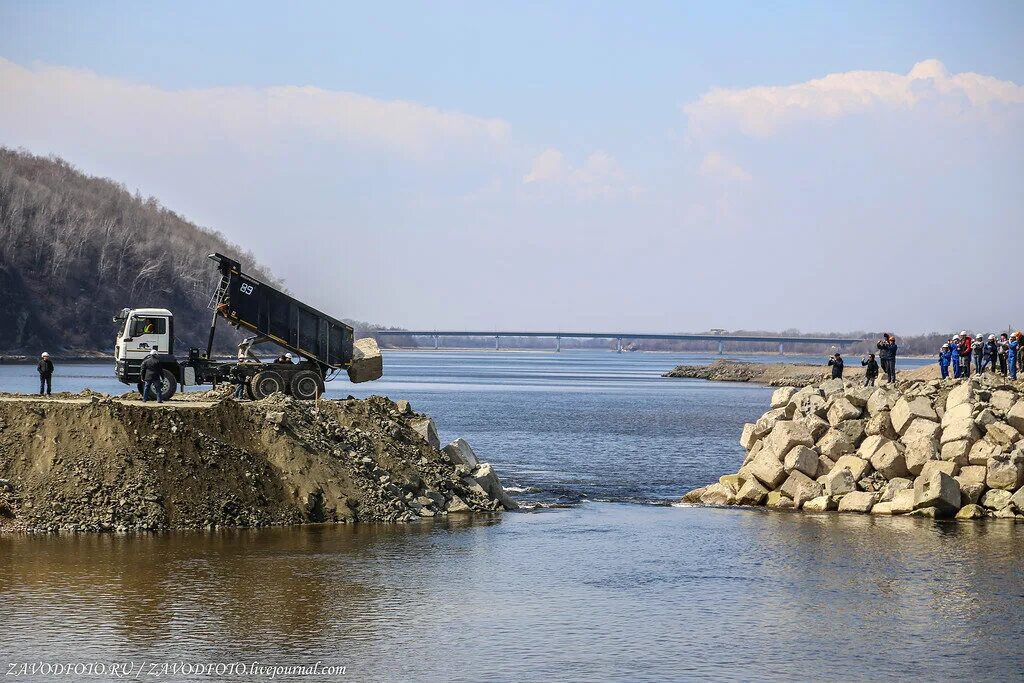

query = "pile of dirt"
[0,391,516,533]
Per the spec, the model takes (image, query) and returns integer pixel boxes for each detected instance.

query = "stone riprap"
[681,375,1024,521]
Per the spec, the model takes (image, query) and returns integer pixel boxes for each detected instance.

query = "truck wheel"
[251,370,286,399]
[290,370,325,400]
[159,369,178,401]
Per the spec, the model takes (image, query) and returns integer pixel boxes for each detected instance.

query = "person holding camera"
[827,352,844,379]
[861,352,879,386]
[876,333,898,383]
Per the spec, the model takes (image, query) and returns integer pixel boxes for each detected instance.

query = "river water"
[1,351,1020,682]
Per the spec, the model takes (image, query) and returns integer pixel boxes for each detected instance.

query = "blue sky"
[1,2,1022,333]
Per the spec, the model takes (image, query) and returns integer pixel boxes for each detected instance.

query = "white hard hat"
[41,352,49,357]
[285,353,293,359]
[960,330,968,336]
[150,349,159,355]
[989,334,995,340]
[953,335,960,340]
[942,343,949,348]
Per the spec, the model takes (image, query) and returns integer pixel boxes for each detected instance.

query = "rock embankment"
[682,374,1024,520]
[664,359,938,387]
[0,392,516,533]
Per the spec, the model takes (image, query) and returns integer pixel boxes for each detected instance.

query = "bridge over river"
[376,330,865,354]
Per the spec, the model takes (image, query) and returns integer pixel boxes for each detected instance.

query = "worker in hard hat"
[37,352,54,396]
[140,348,164,403]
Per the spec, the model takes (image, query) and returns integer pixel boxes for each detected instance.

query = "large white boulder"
[739,423,758,450]
[409,416,441,450]
[784,445,819,478]
[940,402,973,429]
[770,386,798,409]
[871,441,909,479]
[838,491,876,513]
[903,437,939,476]
[990,390,1018,413]
[857,434,891,461]
[748,451,787,489]
[442,438,479,469]
[980,488,1012,510]
[939,440,971,466]
[968,439,1004,466]
[347,337,384,383]
[890,489,916,514]
[753,407,789,438]
[1006,400,1024,434]
[865,411,897,440]
[735,478,770,505]
[913,471,961,515]
[762,421,815,460]
[867,389,894,416]
[827,397,862,426]
[833,454,872,481]
[891,396,938,435]
[780,470,822,507]
[985,422,1020,447]
[817,429,854,460]
[986,451,1024,490]
[945,382,975,412]
[823,467,857,496]
[920,460,957,480]
[941,418,979,446]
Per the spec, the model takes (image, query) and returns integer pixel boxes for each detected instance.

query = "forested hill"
[0,148,282,355]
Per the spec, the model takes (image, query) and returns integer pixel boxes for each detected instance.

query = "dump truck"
[113,253,382,401]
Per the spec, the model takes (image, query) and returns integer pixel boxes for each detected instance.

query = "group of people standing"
[939,331,1021,380]
[826,332,897,387]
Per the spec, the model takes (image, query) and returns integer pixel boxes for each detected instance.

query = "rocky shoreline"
[682,374,1024,520]
[664,358,938,387]
[0,391,516,533]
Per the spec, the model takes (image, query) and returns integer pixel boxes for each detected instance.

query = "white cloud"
[698,151,751,182]
[0,58,511,159]
[684,59,1024,138]
[522,148,633,198]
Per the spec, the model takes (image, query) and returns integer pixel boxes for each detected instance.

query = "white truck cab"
[114,308,181,398]
[115,308,173,361]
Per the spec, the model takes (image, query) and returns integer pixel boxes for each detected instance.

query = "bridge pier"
[556,336,561,353]
[433,335,438,350]
[779,343,784,355]
[718,340,724,355]
[495,335,499,351]
[616,338,622,353]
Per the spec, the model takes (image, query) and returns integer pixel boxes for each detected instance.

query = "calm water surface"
[0,351,1017,682]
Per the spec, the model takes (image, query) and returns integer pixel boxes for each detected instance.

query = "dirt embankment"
[664,359,939,387]
[0,391,516,533]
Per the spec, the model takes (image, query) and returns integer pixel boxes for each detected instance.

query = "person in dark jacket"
[861,353,879,386]
[230,363,247,399]
[982,335,998,373]
[958,332,972,378]
[828,353,844,379]
[938,344,952,379]
[37,352,54,395]
[998,333,1010,375]
[139,349,164,403]
[876,333,898,383]
[973,335,984,375]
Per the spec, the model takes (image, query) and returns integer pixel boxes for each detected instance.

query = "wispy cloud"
[522,148,637,198]
[684,59,1024,138]
[0,58,511,160]
[698,151,751,182]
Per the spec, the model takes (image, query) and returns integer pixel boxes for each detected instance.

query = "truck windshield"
[131,317,166,335]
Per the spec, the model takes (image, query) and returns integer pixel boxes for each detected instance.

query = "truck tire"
[159,369,178,401]
[136,370,177,401]
[290,370,325,400]
[250,370,286,399]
